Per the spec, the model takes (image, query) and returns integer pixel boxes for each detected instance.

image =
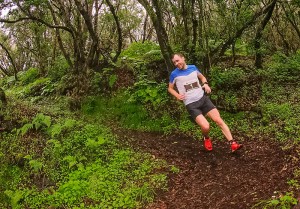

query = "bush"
[259,51,300,83]
[0,113,170,208]
[210,67,247,89]
[18,77,51,98]
[142,50,163,63]
[47,56,70,82]
[128,77,168,109]
[19,68,39,85]
[120,41,160,60]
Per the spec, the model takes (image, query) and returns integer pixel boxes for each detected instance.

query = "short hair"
[172,53,185,59]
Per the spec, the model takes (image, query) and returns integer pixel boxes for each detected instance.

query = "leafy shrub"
[92,68,119,93]
[0,166,24,206]
[260,102,293,122]
[252,192,297,209]
[120,41,160,60]
[23,122,167,208]
[210,67,247,89]
[211,90,239,112]
[17,77,51,98]
[82,92,172,132]
[257,101,300,141]
[22,153,167,208]
[128,77,168,109]
[47,55,70,82]
[1,114,170,208]
[259,51,300,83]
[19,68,39,85]
[142,50,163,63]
[15,113,51,136]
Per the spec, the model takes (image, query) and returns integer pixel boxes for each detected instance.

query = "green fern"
[63,155,78,169]
[29,160,43,172]
[63,119,77,129]
[50,123,62,138]
[18,123,34,136]
[32,113,51,130]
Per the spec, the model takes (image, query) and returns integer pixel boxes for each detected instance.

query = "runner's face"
[172,55,186,70]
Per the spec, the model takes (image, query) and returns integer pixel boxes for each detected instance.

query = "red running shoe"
[231,141,243,152]
[204,138,213,151]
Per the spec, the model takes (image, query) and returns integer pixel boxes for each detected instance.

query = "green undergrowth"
[0,103,171,208]
[1,49,300,208]
[81,90,252,142]
[81,51,300,143]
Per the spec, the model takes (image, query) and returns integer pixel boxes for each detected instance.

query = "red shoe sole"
[231,144,243,153]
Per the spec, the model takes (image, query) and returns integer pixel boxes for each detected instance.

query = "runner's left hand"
[202,84,211,94]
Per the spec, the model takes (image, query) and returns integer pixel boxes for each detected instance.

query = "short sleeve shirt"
[169,65,204,105]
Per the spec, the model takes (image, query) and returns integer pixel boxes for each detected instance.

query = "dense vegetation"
[0,0,300,208]
[0,42,299,208]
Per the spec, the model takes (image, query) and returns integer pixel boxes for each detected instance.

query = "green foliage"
[258,101,300,141]
[82,93,164,131]
[89,68,119,94]
[142,50,163,63]
[17,77,52,98]
[0,166,24,205]
[170,165,180,173]
[32,113,51,130]
[207,53,300,142]
[4,189,25,209]
[47,55,70,82]
[108,74,118,88]
[40,81,57,96]
[35,134,166,207]
[1,111,170,208]
[19,68,39,85]
[128,77,168,109]
[260,102,293,122]
[210,67,247,89]
[17,123,34,136]
[120,41,160,60]
[259,51,300,83]
[252,192,297,209]
[119,42,163,78]
[28,159,43,173]
[287,179,300,189]
[209,66,249,112]
[15,113,51,136]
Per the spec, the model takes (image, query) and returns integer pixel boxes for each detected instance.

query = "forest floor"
[113,128,300,209]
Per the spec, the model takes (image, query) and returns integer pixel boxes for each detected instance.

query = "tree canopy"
[0,0,299,79]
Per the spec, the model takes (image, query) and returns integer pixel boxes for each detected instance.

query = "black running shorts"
[186,95,216,120]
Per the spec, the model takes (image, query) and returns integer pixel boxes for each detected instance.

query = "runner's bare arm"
[168,82,185,100]
[197,73,211,94]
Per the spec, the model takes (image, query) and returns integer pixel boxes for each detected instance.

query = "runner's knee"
[200,123,210,132]
[215,118,226,127]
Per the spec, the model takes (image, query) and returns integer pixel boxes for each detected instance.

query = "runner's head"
[172,53,187,70]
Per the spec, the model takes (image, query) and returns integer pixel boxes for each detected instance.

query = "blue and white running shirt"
[169,65,204,105]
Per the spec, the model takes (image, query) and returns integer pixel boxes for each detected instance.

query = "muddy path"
[114,129,299,209]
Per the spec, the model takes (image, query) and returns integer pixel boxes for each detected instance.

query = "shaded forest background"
[0,0,299,88]
[0,0,300,208]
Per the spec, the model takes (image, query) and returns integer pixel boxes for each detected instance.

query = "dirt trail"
[115,129,299,209]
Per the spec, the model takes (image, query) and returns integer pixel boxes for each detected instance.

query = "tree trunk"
[190,0,198,63]
[0,43,18,81]
[142,14,149,43]
[0,88,7,106]
[209,0,277,67]
[181,0,190,52]
[281,2,300,39]
[231,40,236,66]
[255,0,277,68]
[137,0,174,72]
[105,0,123,63]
